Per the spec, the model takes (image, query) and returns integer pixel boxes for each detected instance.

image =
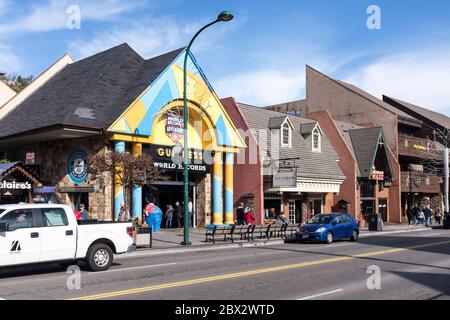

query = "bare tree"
[89,151,165,218]
[0,73,34,92]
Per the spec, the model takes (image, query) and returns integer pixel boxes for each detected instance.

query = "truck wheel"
[86,243,113,272]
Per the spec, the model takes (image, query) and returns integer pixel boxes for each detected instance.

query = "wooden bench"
[205,225,235,243]
[231,224,252,242]
[268,223,287,238]
[250,224,271,241]
[283,223,300,238]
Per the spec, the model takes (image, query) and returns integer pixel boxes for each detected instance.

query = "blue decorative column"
[132,143,143,219]
[114,141,125,221]
[224,152,234,225]
[212,151,224,225]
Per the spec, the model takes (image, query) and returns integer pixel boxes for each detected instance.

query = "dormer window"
[312,127,321,152]
[282,122,291,148]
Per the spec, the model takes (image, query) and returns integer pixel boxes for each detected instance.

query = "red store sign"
[370,170,385,181]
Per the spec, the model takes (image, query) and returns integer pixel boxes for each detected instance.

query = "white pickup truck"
[0,204,134,271]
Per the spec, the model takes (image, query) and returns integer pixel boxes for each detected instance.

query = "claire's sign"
[0,181,32,190]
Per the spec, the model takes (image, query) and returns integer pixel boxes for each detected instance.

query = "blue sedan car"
[296,213,359,244]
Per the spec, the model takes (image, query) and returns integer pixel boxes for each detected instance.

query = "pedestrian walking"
[412,205,418,225]
[406,206,413,227]
[175,201,183,228]
[243,207,256,225]
[188,198,193,227]
[236,202,245,225]
[275,212,290,225]
[165,205,174,228]
[79,204,90,220]
[118,202,130,222]
[435,208,443,225]
[417,207,425,225]
[424,207,432,226]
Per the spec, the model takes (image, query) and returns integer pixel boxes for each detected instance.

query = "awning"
[0,162,44,186]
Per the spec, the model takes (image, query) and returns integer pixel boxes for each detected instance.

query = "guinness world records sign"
[67,149,89,183]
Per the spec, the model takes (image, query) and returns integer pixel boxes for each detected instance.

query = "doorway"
[144,182,196,228]
[69,192,89,211]
[378,198,388,222]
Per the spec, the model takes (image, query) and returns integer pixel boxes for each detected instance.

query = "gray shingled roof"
[348,127,383,178]
[268,116,289,129]
[0,44,184,139]
[238,103,345,181]
[300,122,317,135]
[334,120,363,176]
[383,96,450,130]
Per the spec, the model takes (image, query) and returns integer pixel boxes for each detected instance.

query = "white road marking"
[421,233,443,237]
[0,298,6,300]
[298,289,344,300]
[88,262,177,275]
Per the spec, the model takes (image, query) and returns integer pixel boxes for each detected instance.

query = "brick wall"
[221,97,264,224]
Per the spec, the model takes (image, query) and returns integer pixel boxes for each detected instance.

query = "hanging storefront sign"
[146,145,211,173]
[67,149,89,183]
[0,181,32,190]
[165,113,184,143]
[370,170,385,181]
[59,185,95,193]
[26,151,35,165]
[272,171,297,188]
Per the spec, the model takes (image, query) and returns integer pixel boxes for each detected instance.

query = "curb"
[115,239,285,260]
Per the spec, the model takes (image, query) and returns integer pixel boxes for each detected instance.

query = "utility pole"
[445,147,449,213]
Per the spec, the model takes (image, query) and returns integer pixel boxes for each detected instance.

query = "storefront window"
[360,180,375,198]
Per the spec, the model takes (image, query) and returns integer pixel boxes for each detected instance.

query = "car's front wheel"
[350,230,359,241]
[85,243,113,272]
[325,232,333,244]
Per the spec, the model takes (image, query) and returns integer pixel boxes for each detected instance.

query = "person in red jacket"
[73,210,81,220]
[243,207,256,225]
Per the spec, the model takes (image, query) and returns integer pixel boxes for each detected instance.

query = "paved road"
[0,229,449,300]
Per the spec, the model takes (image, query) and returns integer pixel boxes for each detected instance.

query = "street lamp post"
[181,11,234,245]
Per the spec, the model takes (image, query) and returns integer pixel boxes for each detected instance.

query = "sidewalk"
[117,227,284,260]
[359,223,438,237]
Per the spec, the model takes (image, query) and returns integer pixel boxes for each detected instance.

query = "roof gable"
[108,49,246,149]
[383,95,450,130]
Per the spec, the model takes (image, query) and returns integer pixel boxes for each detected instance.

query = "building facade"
[0,44,246,226]
[267,65,450,222]
[308,110,398,222]
[223,98,345,224]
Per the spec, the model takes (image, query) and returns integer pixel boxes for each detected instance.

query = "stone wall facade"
[22,136,114,220]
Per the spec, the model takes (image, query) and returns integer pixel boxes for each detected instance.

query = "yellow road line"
[68,240,450,300]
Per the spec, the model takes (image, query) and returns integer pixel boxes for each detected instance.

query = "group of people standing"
[236,203,291,226]
[406,205,443,227]
[235,202,257,225]
[164,199,193,229]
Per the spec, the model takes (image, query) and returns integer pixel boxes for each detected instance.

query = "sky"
[1,0,450,114]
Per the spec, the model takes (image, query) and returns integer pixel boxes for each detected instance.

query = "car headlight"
[315,227,326,233]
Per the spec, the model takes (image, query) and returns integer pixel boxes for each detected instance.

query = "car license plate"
[302,234,309,239]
